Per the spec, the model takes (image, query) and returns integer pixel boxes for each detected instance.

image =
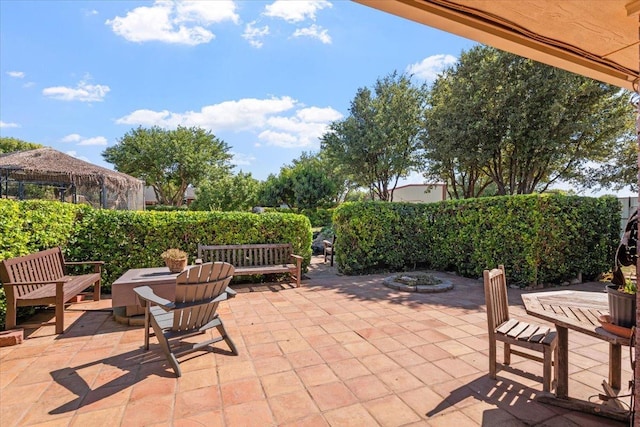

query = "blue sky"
[0,0,477,182]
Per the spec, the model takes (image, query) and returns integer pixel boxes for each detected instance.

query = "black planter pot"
[606,284,637,328]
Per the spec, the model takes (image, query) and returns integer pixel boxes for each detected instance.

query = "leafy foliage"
[257,152,341,209]
[0,199,311,329]
[321,71,428,201]
[0,200,89,329]
[103,126,233,206]
[333,195,619,286]
[191,171,260,211]
[424,46,634,198]
[67,209,312,288]
[0,137,43,153]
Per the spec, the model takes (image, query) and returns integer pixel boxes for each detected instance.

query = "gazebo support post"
[100,177,107,209]
[631,19,640,427]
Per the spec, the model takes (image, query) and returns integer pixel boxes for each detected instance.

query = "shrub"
[0,200,312,329]
[67,210,312,290]
[333,194,619,286]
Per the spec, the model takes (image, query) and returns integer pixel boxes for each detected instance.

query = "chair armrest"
[195,258,203,265]
[134,286,175,310]
[225,286,237,298]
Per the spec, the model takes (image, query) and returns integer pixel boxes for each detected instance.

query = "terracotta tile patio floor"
[0,256,632,426]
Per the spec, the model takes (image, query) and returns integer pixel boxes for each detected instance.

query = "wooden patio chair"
[484,265,558,392]
[323,235,335,266]
[134,262,238,377]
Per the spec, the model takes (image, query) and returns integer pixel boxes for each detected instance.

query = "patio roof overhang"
[354,0,639,91]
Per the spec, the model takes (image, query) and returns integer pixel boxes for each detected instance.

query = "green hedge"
[0,200,312,329]
[333,194,620,286]
[265,207,335,227]
[67,210,312,290]
[0,200,89,329]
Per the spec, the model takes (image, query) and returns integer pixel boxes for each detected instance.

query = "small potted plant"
[161,248,188,273]
[606,273,637,328]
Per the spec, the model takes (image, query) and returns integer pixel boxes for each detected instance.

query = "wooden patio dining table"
[521,290,632,421]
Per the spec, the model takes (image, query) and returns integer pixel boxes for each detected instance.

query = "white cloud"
[230,152,256,166]
[243,21,269,48]
[116,97,342,149]
[61,133,82,142]
[66,151,90,162]
[106,0,238,45]
[7,71,25,78]
[79,136,108,146]
[0,121,20,128]
[61,133,108,146]
[116,96,297,130]
[292,24,331,44]
[23,82,35,88]
[407,54,458,82]
[85,9,98,16]
[264,0,332,23]
[260,105,342,148]
[43,80,110,102]
[258,130,299,148]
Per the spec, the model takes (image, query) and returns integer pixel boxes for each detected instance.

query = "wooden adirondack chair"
[484,265,558,392]
[134,262,238,377]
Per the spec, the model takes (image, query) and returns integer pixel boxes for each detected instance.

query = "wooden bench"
[196,243,303,287]
[0,247,103,334]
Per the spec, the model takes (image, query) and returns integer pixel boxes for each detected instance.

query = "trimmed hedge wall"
[333,194,620,286]
[67,209,312,288]
[0,199,312,329]
[0,200,89,330]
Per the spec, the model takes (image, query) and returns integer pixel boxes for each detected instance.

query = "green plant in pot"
[607,269,637,328]
[161,248,188,273]
[608,210,638,328]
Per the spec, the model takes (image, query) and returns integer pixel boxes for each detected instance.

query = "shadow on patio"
[0,255,629,426]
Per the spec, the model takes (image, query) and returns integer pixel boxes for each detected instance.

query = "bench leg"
[93,280,101,301]
[55,290,64,334]
[5,301,17,331]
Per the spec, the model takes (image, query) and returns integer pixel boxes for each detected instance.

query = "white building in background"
[390,183,448,203]
[144,185,196,206]
[619,197,637,236]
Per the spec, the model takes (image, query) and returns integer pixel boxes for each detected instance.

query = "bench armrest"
[134,286,175,311]
[64,260,104,273]
[1,278,70,287]
[64,261,104,265]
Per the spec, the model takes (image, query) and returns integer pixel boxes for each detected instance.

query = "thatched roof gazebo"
[0,148,144,210]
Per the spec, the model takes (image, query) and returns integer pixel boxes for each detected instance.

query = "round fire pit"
[383,272,453,293]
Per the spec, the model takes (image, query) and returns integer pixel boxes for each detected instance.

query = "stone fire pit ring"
[383,272,453,293]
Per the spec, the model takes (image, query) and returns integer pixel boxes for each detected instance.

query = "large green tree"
[424,46,633,198]
[321,72,428,201]
[0,137,42,153]
[103,126,232,206]
[257,152,340,209]
[190,171,260,211]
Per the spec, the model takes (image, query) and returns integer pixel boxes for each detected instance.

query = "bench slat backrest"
[0,247,65,298]
[198,244,293,267]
